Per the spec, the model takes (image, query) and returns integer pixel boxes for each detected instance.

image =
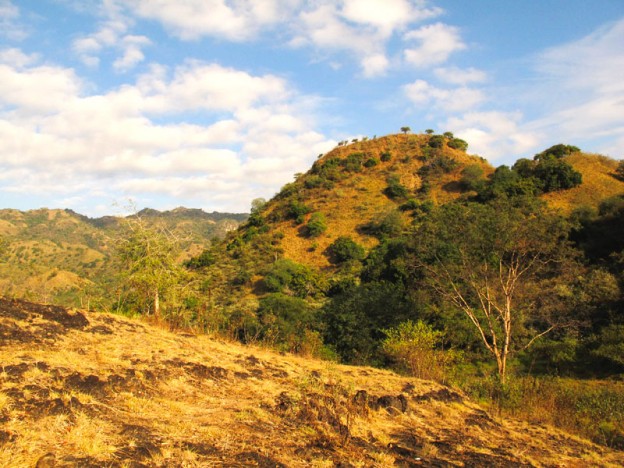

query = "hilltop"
[2,297,623,467]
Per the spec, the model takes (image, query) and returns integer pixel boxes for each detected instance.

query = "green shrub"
[448,138,468,151]
[418,155,458,178]
[263,259,321,298]
[380,152,392,162]
[341,152,364,172]
[364,157,379,168]
[534,143,580,160]
[327,236,366,264]
[287,200,312,224]
[304,175,323,189]
[384,175,409,200]
[428,135,445,148]
[305,212,327,237]
[382,320,457,383]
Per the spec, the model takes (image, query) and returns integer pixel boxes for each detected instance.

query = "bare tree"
[412,200,579,383]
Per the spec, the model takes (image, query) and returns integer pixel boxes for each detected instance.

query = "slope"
[0,208,246,303]
[236,133,491,270]
[1,297,622,467]
[541,152,624,214]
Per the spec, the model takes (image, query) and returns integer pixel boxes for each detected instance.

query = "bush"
[380,152,392,162]
[418,155,458,178]
[364,157,379,168]
[615,161,624,181]
[448,138,468,151]
[384,175,409,200]
[428,135,445,148]
[382,320,456,383]
[327,236,366,264]
[258,293,317,352]
[263,259,321,298]
[341,152,365,172]
[287,200,312,224]
[533,155,582,192]
[304,176,323,189]
[534,143,580,160]
[305,212,327,238]
[460,164,485,191]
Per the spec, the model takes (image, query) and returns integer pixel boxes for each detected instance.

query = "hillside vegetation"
[0,207,246,306]
[1,132,624,457]
[2,298,623,467]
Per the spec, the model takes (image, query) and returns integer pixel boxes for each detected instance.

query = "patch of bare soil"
[1,297,623,467]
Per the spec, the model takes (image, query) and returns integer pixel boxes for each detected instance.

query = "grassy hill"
[257,133,492,269]
[0,208,246,305]
[542,152,624,214]
[2,297,622,467]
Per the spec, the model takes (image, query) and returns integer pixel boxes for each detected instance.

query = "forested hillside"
[181,132,624,448]
[1,132,623,450]
[0,207,246,308]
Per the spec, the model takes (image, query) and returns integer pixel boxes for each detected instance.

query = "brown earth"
[1,297,623,467]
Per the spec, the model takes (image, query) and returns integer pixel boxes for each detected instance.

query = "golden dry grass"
[265,134,491,269]
[1,298,622,467]
[542,153,624,214]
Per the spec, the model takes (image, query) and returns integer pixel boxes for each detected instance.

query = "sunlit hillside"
[2,298,622,467]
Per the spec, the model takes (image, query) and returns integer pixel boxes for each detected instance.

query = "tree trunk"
[154,289,160,318]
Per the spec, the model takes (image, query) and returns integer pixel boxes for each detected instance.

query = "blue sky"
[0,0,623,216]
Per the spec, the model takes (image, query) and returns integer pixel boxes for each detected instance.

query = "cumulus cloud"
[72,0,150,71]
[0,52,334,213]
[445,111,540,161]
[127,0,295,41]
[403,23,465,67]
[121,0,450,77]
[404,79,484,112]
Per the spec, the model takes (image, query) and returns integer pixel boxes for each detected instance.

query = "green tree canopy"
[410,199,581,382]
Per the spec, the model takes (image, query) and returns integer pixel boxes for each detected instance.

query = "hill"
[256,133,492,269]
[2,297,623,467]
[542,152,624,213]
[0,208,246,305]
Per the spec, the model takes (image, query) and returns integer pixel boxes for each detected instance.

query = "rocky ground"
[1,297,623,467]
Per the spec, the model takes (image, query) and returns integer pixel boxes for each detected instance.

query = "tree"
[614,160,624,181]
[411,200,580,383]
[116,214,185,318]
[327,236,365,264]
[401,126,411,134]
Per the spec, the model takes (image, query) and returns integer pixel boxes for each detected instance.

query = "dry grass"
[1,298,623,467]
[542,153,624,214]
[266,134,491,269]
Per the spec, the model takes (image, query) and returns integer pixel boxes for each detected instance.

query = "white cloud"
[403,23,465,67]
[529,18,624,150]
[445,111,540,161]
[72,1,150,71]
[434,66,487,85]
[127,0,296,41]
[0,48,38,68]
[121,0,450,77]
[0,52,334,213]
[0,0,27,40]
[404,79,484,112]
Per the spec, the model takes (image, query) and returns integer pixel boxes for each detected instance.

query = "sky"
[0,0,623,216]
